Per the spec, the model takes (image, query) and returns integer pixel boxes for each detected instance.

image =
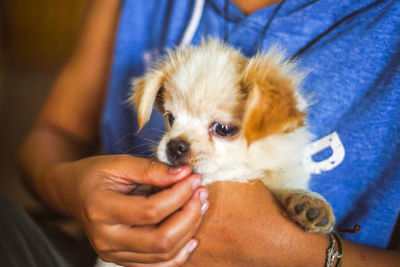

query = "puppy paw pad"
[306,208,320,221]
[315,217,330,227]
[283,192,335,233]
[294,203,305,214]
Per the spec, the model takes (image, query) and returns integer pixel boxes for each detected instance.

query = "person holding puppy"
[13,0,400,266]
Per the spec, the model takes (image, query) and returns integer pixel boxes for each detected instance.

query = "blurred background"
[0,1,97,265]
[0,0,90,210]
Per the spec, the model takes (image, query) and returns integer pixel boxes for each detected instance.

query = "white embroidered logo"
[305,131,345,174]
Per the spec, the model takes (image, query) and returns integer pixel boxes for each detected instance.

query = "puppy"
[133,39,335,233]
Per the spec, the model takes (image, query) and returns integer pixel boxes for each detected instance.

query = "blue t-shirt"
[102,0,400,248]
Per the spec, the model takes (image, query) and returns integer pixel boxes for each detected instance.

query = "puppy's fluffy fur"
[132,40,334,233]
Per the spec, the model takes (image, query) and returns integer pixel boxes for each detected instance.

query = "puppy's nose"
[167,139,190,165]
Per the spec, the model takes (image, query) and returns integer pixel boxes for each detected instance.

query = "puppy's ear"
[131,70,165,130]
[242,55,305,145]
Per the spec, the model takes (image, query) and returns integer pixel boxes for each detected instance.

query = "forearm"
[292,231,400,267]
[266,212,400,267]
[340,238,400,266]
[19,0,120,214]
[19,125,95,214]
[187,181,400,267]
[261,207,400,266]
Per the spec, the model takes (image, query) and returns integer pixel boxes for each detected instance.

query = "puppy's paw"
[282,190,335,233]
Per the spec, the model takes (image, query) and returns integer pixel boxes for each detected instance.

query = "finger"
[97,215,201,264]
[163,239,198,267]
[93,174,204,225]
[104,155,192,187]
[104,188,206,253]
[112,239,198,267]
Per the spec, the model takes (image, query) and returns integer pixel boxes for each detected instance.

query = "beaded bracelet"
[326,231,343,267]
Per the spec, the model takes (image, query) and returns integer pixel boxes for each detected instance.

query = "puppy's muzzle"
[166,139,190,166]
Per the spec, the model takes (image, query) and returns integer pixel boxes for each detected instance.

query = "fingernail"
[192,178,202,190]
[199,191,208,204]
[169,166,183,174]
[187,240,198,253]
[201,202,209,215]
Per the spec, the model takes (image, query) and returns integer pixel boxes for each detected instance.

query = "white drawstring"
[179,0,205,49]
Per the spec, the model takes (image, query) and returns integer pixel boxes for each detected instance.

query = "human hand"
[184,181,328,267]
[48,155,209,267]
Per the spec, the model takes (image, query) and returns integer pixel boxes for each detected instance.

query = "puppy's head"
[131,40,306,181]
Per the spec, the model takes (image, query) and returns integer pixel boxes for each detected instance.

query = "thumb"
[106,155,192,187]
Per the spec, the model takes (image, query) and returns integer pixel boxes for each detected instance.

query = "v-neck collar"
[209,0,287,25]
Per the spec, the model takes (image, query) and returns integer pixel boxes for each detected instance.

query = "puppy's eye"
[211,122,238,137]
[167,113,175,126]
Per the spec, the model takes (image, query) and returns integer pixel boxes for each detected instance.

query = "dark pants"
[0,194,95,267]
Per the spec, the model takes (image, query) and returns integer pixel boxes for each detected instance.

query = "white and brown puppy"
[132,40,334,233]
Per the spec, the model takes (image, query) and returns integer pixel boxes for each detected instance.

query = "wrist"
[274,223,330,267]
[40,161,80,216]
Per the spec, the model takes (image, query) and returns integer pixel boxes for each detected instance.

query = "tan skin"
[20,1,208,266]
[20,0,400,266]
[186,182,400,266]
